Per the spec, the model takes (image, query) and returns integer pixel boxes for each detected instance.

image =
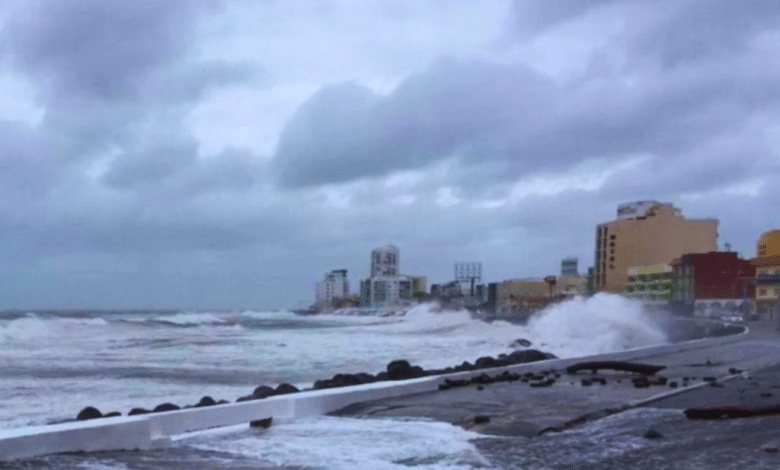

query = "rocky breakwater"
[68,344,556,425]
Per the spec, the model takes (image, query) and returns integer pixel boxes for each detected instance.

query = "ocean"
[0,294,669,469]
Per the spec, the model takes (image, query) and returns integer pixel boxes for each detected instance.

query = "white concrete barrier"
[0,416,168,461]
[0,326,750,461]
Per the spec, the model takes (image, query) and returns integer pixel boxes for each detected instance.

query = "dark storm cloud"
[273,42,780,188]
[274,59,552,187]
[4,0,199,101]
[0,0,266,265]
[510,0,619,35]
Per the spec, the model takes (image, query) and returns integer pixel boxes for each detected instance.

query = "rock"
[253,385,276,399]
[476,385,485,391]
[703,377,716,382]
[509,338,532,348]
[217,399,230,405]
[729,368,742,375]
[581,379,593,386]
[438,384,451,391]
[386,360,425,380]
[669,381,678,388]
[507,350,550,364]
[475,356,499,369]
[444,378,469,388]
[103,411,121,418]
[471,373,495,385]
[644,429,663,439]
[566,361,666,376]
[387,359,411,372]
[236,395,253,402]
[195,396,217,407]
[355,372,376,384]
[250,417,272,429]
[76,407,103,421]
[128,407,151,416]
[153,403,180,412]
[376,372,389,381]
[454,361,475,372]
[275,383,300,395]
[313,379,335,390]
[530,379,555,387]
[474,415,491,424]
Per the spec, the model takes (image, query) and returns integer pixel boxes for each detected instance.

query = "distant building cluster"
[310,199,780,322]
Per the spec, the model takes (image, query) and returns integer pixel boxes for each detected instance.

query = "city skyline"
[0,1,777,310]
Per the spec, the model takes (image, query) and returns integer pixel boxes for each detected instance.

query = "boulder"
[217,399,230,404]
[386,360,425,380]
[509,338,533,348]
[236,395,253,402]
[128,407,151,416]
[103,411,122,418]
[355,372,376,384]
[454,361,475,372]
[250,417,273,429]
[313,379,335,390]
[475,356,499,369]
[275,383,300,395]
[195,396,217,407]
[153,403,180,412]
[252,385,276,399]
[507,349,550,364]
[76,407,103,421]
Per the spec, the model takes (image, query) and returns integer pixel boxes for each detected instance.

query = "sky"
[0,0,778,310]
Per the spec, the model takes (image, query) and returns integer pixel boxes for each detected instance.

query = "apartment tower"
[594,201,718,293]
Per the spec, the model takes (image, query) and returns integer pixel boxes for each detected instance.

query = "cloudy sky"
[0,0,778,310]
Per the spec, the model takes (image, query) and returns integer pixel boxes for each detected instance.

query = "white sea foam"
[524,293,668,357]
[149,312,233,326]
[185,416,491,470]
[0,314,109,342]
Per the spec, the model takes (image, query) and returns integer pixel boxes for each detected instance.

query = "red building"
[671,251,755,314]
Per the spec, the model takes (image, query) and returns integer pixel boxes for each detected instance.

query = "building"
[360,244,417,308]
[371,245,399,277]
[595,201,718,293]
[410,276,427,297]
[625,263,674,302]
[556,275,586,298]
[671,252,756,316]
[751,230,780,320]
[475,284,486,304]
[360,275,413,308]
[316,269,350,309]
[561,257,579,276]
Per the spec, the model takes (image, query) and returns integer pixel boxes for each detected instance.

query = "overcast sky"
[0,0,778,310]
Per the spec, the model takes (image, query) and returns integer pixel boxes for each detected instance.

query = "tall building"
[316,269,350,309]
[361,244,415,308]
[371,245,399,277]
[752,229,780,320]
[561,257,579,276]
[594,201,718,293]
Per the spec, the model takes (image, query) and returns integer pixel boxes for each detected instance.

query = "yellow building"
[757,229,780,257]
[555,275,586,298]
[494,278,551,317]
[752,229,780,320]
[595,201,718,293]
[625,263,674,302]
[410,276,427,296]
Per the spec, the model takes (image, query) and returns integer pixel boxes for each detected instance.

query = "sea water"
[0,294,667,469]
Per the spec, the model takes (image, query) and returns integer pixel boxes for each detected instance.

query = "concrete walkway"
[334,321,780,437]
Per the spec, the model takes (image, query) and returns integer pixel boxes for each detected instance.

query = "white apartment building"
[316,269,349,308]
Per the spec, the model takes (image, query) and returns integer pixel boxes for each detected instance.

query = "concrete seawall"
[0,321,757,461]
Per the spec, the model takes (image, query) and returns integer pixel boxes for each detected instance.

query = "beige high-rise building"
[594,201,718,293]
